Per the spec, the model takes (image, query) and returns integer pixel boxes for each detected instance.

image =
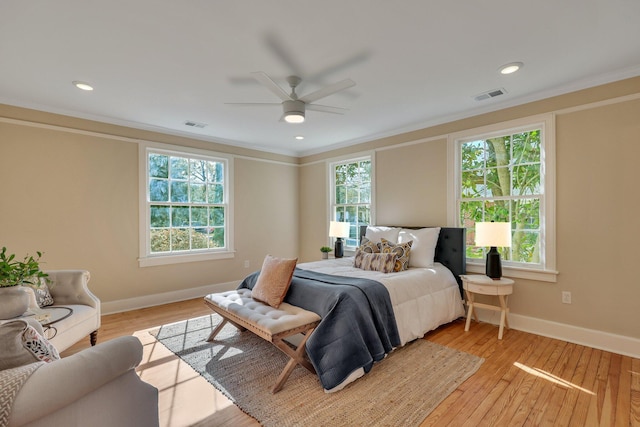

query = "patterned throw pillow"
[380,238,413,272]
[23,276,54,307]
[359,236,381,253]
[0,319,60,370]
[354,248,396,273]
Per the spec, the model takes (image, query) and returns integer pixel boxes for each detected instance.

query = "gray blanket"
[238,267,400,390]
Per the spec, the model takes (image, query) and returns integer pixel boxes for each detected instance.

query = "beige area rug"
[152,314,484,427]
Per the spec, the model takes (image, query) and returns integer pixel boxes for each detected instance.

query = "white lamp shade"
[329,221,350,238]
[475,222,511,247]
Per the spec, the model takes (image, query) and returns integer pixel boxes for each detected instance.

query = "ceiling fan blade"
[306,104,349,115]
[299,79,356,104]
[224,102,281,108]
[251,71,292,102]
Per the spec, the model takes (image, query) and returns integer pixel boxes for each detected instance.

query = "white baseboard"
[474,310,640,359]
[101,280,239,315]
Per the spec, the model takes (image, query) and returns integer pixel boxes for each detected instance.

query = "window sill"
[139,250,235,267]
[466,262,558,283]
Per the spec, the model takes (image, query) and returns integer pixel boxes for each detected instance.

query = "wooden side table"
[461,274,514,339]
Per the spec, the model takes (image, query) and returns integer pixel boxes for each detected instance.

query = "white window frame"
[138,142,234,267]
[328,152,375,251]
[447,114,557,282]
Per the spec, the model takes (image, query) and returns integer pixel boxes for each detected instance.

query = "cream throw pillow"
[251,255,298,308]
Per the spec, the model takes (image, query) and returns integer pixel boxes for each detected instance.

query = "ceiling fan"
[227,71,355,123]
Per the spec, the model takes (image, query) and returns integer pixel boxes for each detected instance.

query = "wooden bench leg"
[206,318,229,342]
[271,327,316,393]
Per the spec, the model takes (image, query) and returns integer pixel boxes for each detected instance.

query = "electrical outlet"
[244,260,250,268]
[562,291,572,304]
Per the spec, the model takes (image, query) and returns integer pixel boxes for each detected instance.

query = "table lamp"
[329,221,350,258]
[475,221,511,279]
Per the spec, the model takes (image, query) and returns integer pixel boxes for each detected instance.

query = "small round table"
[25,307,73,340]
[461,274,514,340]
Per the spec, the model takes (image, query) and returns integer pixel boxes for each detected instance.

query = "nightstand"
[461,274,514,339]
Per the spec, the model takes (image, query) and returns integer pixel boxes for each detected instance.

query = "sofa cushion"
[0,319,60,370]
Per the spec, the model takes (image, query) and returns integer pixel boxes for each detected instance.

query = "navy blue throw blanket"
[238,267,400,390]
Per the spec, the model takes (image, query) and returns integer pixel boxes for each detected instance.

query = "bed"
[238,226,466,392]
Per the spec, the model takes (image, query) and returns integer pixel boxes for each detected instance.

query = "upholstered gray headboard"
[359,225,466,296]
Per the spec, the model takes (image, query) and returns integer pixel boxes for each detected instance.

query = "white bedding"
[298,258,465,347]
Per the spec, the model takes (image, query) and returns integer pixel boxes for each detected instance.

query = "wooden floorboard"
[62,298,639,427]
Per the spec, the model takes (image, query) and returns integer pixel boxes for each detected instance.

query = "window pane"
[345,206,357,223]
[171,206,189,227]
[150,205,170,227]
[207,162,224,183]
[486,136,510,168]
[190,183,206,203]
[335,164,347,185]
[335,207,345,222]
[207,184,223,204]
[512,199,539,230]
[150,229,170,253]
[359,161,371,182]
[189,160,207,183]
[358,206,370,224]
[170,157,189,180]
[149,154,168,178]
[512,230,540,263]
[171,228,190,251]
[460,200,483,228]
[170,181,189,202]
[513,130,540,164]
[209,228,224,248]
[461,170,485,198]
[484,200,510,222]
[461,140,485,171]
[191,228,208,249]
[335,185,346,204]
[210,207,224,226]
[191,206,207,226]
[512,164,540,196]
[149,179,168,202]
[486,166,511,197]
[346,186,359,203]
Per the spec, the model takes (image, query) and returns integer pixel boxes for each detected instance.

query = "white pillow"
[365,226,401,245]
[398,227,441,268]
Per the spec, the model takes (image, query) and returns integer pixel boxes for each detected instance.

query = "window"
[139,143,234,266]
[450,115,556,281]
[330,156,373,248]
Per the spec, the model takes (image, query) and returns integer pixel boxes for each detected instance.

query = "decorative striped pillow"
[354,248,396,273]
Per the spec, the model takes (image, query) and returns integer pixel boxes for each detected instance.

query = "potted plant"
[0,247,48,319]
[320,246,333,259]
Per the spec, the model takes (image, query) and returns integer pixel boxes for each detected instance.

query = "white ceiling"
[2,1,640,157]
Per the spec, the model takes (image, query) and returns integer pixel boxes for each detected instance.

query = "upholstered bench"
[204,288,321,393]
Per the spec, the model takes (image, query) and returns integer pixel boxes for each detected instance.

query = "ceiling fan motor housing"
[283,99,305,115]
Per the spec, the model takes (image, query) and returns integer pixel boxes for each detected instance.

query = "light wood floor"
[63,299,640,427]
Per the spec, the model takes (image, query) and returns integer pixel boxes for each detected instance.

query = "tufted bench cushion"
[204,289,321,393]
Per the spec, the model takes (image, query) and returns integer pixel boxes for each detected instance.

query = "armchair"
[6,331,159,426]
[29,270,101,352]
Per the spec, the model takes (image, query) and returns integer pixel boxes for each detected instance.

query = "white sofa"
[5,327,159,427]
[27,270,101,352]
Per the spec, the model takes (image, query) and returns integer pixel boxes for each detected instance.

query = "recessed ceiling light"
[295,136,304,140]
[499,62,523,75]
[73,81,94,91]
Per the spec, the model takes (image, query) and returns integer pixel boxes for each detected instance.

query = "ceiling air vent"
[184,120,207,128]
[474,88,507,102]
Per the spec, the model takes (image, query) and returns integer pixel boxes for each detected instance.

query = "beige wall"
[299,76,640,341]
[2,76,640,342]
[0,111,298,305]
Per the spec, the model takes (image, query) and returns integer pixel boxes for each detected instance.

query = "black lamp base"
[485,246,502,279]
[334,238,344,258]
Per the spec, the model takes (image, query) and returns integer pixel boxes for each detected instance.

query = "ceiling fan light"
[284,112,305,123]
